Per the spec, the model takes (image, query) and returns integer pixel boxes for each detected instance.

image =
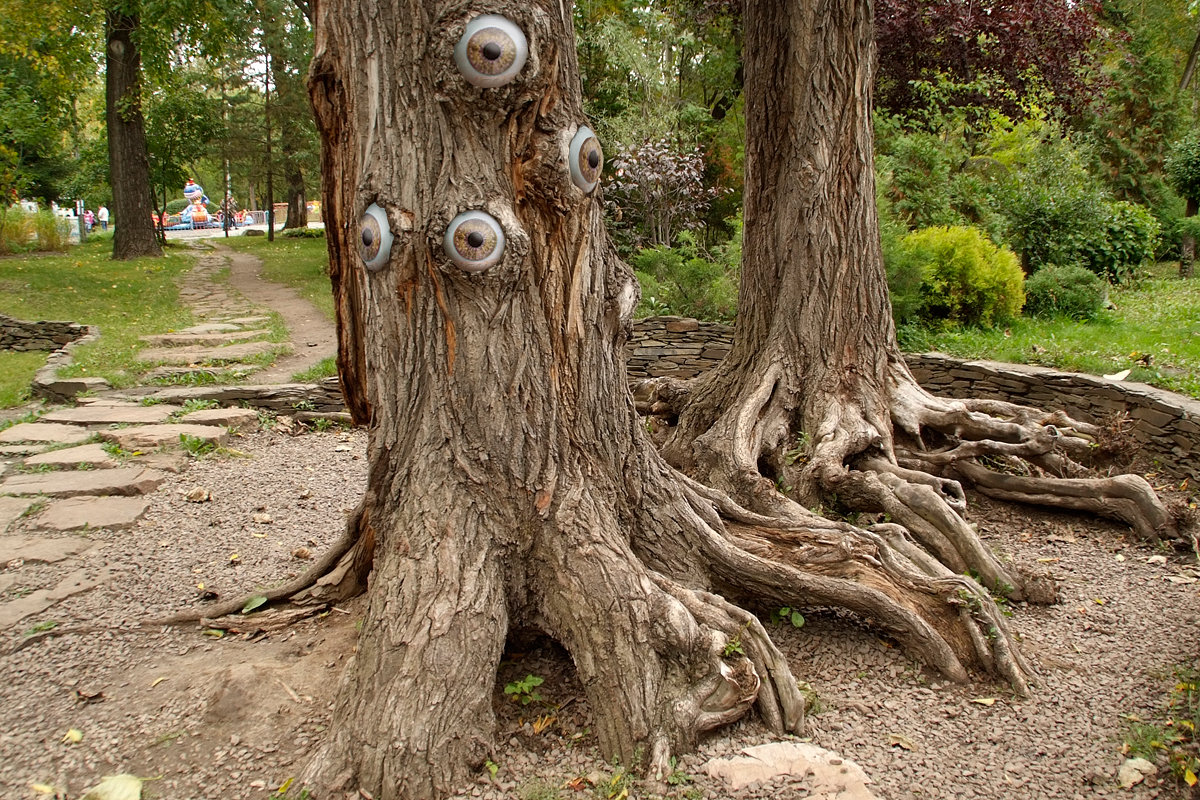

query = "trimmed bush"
[1082,201,1159,283]
[1023,264,1107,320]
[281,227,325,239]
[897,225,1024,327]
[632,230,738,322]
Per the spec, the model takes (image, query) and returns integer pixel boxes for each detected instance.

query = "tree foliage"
[875,0,1102,119]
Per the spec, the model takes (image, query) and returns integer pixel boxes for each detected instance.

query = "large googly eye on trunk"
[569,126,603,193]
[359,203,393,271]
[454,15,528,88]
[444,210,506,272]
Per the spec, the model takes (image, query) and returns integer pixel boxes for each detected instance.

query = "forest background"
[3,0,1200,348]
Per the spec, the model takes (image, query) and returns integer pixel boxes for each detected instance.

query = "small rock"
[292,547,312,560]
[252,512,273,524]
[185,487,212,503]
[1117,757,1156,789]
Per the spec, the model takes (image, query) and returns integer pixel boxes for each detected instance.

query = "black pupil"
[362,227,374,247]
[467,231,485,248]
[587,150,600,169]
[482,42,502,60]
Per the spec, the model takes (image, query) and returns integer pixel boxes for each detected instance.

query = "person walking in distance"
[97,205,109,231]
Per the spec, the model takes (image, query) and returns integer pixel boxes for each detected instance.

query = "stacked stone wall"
[0,313,88,352]
[625,317,1200,482]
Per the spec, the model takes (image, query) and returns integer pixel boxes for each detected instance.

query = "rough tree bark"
[651,0,1176,592]
[105,6,162,260]
[293,1,1044,798]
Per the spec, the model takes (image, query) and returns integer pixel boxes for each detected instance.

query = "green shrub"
[880,195,926,324]
[1023,264,1106,319]
[32,211,68,251]
[1082,201,1159,283]
[0,208,33,253]
[632,228,739,321]
[1165,132,1200,204]
[897,226,1024,327]
[281,227,325,239]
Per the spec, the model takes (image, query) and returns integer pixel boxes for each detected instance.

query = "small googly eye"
[359,203,393,271]
[453,15,528,88]
[444,210,506,272]
[569,126,603,193]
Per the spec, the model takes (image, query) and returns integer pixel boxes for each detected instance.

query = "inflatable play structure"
[160,180,222,230]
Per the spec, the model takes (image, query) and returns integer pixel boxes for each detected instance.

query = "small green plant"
[517,779,563,800]
[504,674,545,706]
[485,760,499,780]
[178,398,219,415]
[139,396,165,406]
[770,606,806,629]
[665,756,694,787]
[281,226,326,239]
[311,417,336,433]
[179,433,216,457]
[24,620,58,635]
[292,398,317,412]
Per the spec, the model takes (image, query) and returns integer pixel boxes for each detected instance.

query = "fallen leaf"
[970,698,996,706]
[29,783,57,794]
[292,547,312,560]
[151,677,167,687]
[334,444,352,452]
[1147,555,1167,565]
[62,728,82,743]
[887,732,915,750]
[81,773,143,800]
[1166,575,1198,584]
[1185,768,1197,787]
[1114,554,1126,562]
[1103,369,1131,381]
[242,595,268,614]
[228,552,240,563]
[1036,557,1060,563]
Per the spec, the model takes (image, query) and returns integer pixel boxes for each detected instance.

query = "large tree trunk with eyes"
[291,0,1182,798]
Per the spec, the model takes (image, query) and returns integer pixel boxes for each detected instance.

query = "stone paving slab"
[0,496,35,531]
[0,566,111,629]
[0,444,49,457]
[179,407,260,431]
[0,467,167,498]
[99,423,229,450]
[137,340,281,365]
[139,329,271,347]
[41,405,182,425]
[223,315,271,325]
[0,422,92,444]
[35,495,151,531]
[704,742,877,798]
[0,534,95,563]
[178,323,242,334]
[24,443,119,469]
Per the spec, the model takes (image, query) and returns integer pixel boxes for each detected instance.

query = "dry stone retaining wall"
[0,313,88,352]
[626,317,1200,482]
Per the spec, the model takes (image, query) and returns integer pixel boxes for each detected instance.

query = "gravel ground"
[1,425,1198,800]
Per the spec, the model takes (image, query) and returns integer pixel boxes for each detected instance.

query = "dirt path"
[215,243,337,383]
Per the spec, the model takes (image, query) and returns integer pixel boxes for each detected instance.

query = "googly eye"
[443,210,506,272]
[453,15,528,88]
[569,126,603,193]
[359,203,393,271]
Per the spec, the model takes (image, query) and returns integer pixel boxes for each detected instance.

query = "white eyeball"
[359,203,393,271]
[443,210,506,272]
[569,126,603,193]
[453,14,528,88]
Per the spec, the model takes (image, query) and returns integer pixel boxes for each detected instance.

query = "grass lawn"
[223,235,334,322]
[899,262,1200,399]
[0,234,196,406]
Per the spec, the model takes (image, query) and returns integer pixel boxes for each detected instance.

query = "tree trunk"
[656,0,1173,592]
[105,7,162,260]
[1181,196,1196,280]
[283,162,307,228]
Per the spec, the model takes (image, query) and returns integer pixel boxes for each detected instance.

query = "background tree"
[1166,131,1200,278]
